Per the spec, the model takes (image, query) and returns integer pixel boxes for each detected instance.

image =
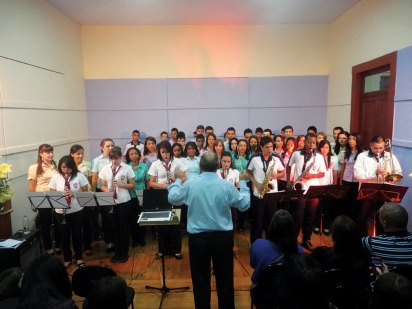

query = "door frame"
[350,51,397,140]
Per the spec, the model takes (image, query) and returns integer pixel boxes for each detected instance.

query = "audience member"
[250,210,303,284]
[369,272,412,309]
[17,255,77,309]
[0,267,23,308]
[86,276,127,309]
[362,203,412,267]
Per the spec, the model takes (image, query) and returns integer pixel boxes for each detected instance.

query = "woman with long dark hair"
[248,135,259,156]
[17,255,76,309]
[312,215,368,273]
[70,144,94,256]
[148,141,187,259]
[200,133,216,156]
[296,135,305,150]
[142,136,157,170]
[125,147,149,248]
[49,156,89,267]
[340,132,363,220]
[250,210,303,284]
[273,135,285,156]
[27,144,61,255]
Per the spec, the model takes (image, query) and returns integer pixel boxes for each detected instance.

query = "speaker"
[0,229,41,274]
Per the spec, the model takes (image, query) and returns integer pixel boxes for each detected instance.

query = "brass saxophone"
[287,161,315,190]
[258,158,275,199]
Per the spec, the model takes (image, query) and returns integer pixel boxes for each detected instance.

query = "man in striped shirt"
[362,203,412,267]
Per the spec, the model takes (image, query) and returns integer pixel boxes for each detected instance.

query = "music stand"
[305,185,350,245]
[27,192,70,252]
[262,190,305,204]
[74,192,116,264]
[139,195,189,309]
[357,183,408,236]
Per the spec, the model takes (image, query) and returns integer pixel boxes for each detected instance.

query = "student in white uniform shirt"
[99,147,136,264]
[247,136,285,244]
[286,133,326,252]
[91,138,114,253]
[217,151,240,233]
[49,155,89,268]
[123,130,144,162]
[148,141,187,259]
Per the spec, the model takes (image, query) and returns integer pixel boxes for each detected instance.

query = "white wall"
[0,0,89,232]
[327,0,412,134]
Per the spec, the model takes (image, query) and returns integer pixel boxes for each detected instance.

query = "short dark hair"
[108,146,122,159]
[307,126,317,134]
[227,127,235,132]
[199,152,219,172]
[284,125,293,132]
[370,272,412,309]
[171,128,178,133]
[205,125,214,131]
[160,131,168,136]
[370,135,385,144]
[244,128,252,135]
[381,203,409,229]
[196,125,204,130]
[259,136,273,147]
[255,127,263,134]
[333,126,343,132]
[305,133,316,140]
[87,276,127,309]
[183,141,200,157]
[177,131,186,140]
[132,130,140,134]
[263,128,272,135]
[196,134,205,141]
[156,141,173,160]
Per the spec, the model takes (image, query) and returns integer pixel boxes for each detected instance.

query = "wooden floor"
[67,223,333,309]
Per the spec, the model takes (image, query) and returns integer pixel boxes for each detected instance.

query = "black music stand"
[305,185,350,245]
[139,194,189,309]
[74,192,116,264]
[27,191,70,252]
[357,183,408,236]
[262,190,305,204]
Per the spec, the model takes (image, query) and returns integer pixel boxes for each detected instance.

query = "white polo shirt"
[216,168,239,185]
[288,150,326,191]
[99,162,135,204]
[247,154,284,196]
[148,158,187,184]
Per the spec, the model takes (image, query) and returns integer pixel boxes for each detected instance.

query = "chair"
[322,268,371,309]
[71,265,135,309]
[250,263,285,309]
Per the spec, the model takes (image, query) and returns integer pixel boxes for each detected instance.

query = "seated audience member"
[362,203,412,268]
[0,267,23,308]
[369,272,412,309]
[276,255,332,309]
[86,276,127,309]
[17,255,77,309]
[312,215,369,274]
[250,210,303,284]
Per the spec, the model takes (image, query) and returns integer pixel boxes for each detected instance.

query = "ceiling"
[45,0,360,25]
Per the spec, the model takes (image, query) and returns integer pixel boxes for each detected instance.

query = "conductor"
[168,152,250,309]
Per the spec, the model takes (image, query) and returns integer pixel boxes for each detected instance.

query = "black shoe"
[313,228,320,235]
[323,229,330,236]
[301,240,315,252]
[119,254,129,263]
[110,253,120,263]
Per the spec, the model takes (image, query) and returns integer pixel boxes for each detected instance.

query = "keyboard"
[141,212,171,219]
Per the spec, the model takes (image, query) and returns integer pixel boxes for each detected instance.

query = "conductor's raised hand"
[174,167,182,180]
[239,170,249,181]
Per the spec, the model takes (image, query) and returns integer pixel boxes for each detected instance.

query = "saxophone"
[258,158,275,199]
[287,161,315,190]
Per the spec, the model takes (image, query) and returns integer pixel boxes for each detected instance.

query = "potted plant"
[0,157,13,214]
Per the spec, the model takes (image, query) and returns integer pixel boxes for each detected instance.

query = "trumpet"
[383,138,403,183]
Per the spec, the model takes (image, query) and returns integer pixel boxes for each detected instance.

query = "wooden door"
[351,52,396,146]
